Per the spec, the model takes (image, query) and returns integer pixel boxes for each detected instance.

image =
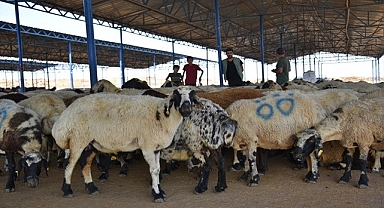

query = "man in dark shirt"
[165,65,183,86]
[222,48,244,87]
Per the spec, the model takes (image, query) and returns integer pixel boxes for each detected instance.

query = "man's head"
[186,56,193,64]
[173,65,180,73]
[225,48,234,59]
[276,48,285,57]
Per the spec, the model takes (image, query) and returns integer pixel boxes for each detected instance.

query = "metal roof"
[0,21,185,69]
[6,0,383,64]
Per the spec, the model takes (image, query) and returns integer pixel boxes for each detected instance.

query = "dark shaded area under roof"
[0,21,184,69]
[5,0,383,64]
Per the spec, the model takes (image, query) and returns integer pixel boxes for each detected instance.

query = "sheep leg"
[194,152,211,194]
[372,150,381,173]
[338,148,354,184]
[62,147,86,197]
[211,148,227,193]
[247,146,260,187]
[5,152,16,192]
[118,152,130,177]
[230,150,245,171]
[96,153,111,182]
[142,150,165,203]
[357,147,369,189]
[304,152,319,183]
[239,150,250,182]
[80,148,99,194]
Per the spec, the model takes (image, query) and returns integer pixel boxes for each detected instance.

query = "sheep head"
[292,129,323,163]
[168,86,196,117]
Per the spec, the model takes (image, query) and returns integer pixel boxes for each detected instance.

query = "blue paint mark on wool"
[256,104,273,120]
[276,98,294,116]
[0,107,8,128]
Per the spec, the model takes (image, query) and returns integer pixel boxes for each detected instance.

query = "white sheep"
[52,87,196,203]
[293,98,384,188]
[0,99,47,192]
[225,89,358,186]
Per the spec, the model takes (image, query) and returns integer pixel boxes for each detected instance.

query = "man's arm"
[199,68,204,82]
[276,67,283,73]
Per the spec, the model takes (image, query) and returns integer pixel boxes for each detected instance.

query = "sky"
[0,2,382,88]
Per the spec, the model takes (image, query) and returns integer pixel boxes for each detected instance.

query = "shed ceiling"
[7,0,383,64]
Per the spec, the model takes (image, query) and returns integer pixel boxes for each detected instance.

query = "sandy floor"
[0,148,383,208]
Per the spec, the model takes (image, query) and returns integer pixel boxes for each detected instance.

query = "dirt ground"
[0,148,383,208]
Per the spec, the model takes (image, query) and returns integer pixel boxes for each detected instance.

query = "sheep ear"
[314,137,323,159]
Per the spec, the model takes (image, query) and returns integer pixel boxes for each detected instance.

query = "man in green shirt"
[272,48,291,85]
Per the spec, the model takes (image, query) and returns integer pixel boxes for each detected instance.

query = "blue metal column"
[14,0,25,93]
[378,57,380,82]
[83,0,98,87]
[259,0,265,83]
[46,53,50,89]
[206,47,209,85]
[68,41,74,89]
[214,0,223,87]
[294,43,297,79]
[172,40,175,66]
[119,27,125,86]
[153,54,156,87]
[372,60,374,83]
[280,33,283,48]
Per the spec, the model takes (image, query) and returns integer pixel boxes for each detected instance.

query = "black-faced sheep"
[225,89,358,186]
[18,94,67,165]
[0,99,47,192]
[52,87,196,203]
[160,97,238,194]
[293,98,384,188]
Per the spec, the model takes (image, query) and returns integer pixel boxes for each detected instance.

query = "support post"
[214,0,223,87]
[14,0,25,93]
[68,41,74,89]
[120,27,125,86]
[83,0,98,87]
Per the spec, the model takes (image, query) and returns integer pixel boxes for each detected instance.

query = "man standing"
[272,47,291,85]
[182,56,204,86]
[222,48,244,87]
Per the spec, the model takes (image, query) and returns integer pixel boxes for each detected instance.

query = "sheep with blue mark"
[0,99,47,192]
[292,98,384,188]
[52,86,196,203]
[225,89,359,186]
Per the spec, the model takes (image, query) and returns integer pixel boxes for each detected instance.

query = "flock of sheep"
[0,78,383,203]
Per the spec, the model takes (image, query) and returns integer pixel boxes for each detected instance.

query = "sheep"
[160,97,238,194]
[195,87,269,172]
[0,99,47,192]
[292,98,384,188]
[17,94,67,165]
[225,89,359,186]
[52,86,196,202]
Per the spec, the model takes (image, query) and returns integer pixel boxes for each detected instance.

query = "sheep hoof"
[304,179,317,184]
[5,188,15,193]
[64,193,74,198]
[372,168,380,173]
[358,184,368,189]
[154,198,166,203]
[90,190,100,195]
[338,180,348,184]
[230,163,244,172]
[248,182,258,187]
[118,173,127,177]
